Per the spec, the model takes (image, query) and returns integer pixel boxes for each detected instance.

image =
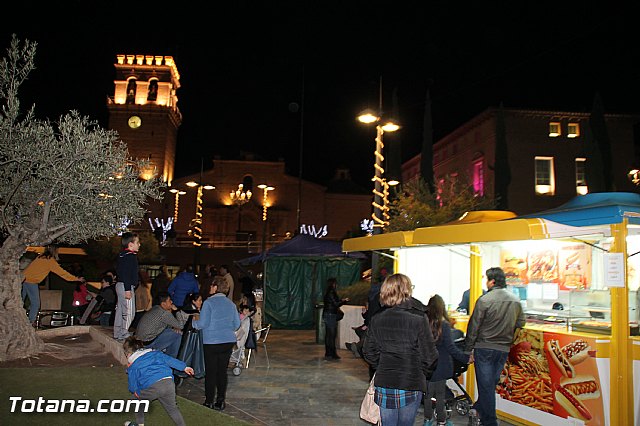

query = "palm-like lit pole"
[357,104,399,283]
[258,184,275,253]
[185,158,215,275]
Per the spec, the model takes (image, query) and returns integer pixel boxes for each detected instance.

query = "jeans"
[98,311,111,326]
[146,328,183,358]
[323,312,338,357]
[379,396,421,426]
[473,348,508,426]
[22,282,40,322]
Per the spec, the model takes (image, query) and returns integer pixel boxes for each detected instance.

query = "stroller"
[443,330,473,418]
[230,314,257,376]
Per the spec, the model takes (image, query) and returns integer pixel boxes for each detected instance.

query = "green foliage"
[339,280,370,306]
[386,176,496,232]
[0,35,164,248]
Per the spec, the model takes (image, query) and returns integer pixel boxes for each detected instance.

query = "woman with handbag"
[322,277,349,361]
[363,273,439,426]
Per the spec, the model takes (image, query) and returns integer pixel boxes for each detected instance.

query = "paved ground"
[1,326,517,425]
[174,329,507,426]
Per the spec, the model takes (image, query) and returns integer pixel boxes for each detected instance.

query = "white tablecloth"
[337,305,365,350]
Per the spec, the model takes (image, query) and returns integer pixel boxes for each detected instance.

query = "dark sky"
[4,2,638,188]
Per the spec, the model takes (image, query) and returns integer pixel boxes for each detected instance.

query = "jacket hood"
[127,348,153,365]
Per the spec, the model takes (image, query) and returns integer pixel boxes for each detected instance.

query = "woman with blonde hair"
[363,273,438,426]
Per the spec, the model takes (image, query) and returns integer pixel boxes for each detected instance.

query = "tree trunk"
[0,237,45,361]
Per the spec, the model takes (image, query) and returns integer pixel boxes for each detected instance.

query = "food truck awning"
[412,218,599,245]
[342,231,413,252]
[518,192,640,227]
[342,217,600,252]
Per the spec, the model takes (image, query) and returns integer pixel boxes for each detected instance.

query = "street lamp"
[357,109,400,231]
[357,84,400,285]
[169,188,187,223]
[258,184,275,253]
[230,183,252,231]
[185,180,215,247]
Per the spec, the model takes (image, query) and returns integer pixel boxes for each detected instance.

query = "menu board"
[500,243,592,289]
[498,329,604,425]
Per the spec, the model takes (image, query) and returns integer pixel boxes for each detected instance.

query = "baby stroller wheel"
[455,399,470,416]
[232,366,242,376]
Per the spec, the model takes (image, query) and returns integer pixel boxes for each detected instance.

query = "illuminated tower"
[107,54,182,184]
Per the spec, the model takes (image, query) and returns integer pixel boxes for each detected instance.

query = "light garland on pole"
[258,184,275,253]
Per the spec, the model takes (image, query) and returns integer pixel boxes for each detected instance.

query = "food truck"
[343,192,640,426]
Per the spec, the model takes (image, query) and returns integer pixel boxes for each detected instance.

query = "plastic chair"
[245,324,271,369]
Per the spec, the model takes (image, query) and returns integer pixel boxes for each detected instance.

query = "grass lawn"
[0,366,250,426]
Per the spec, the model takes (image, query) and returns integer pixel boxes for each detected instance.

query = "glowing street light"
[169,188,187,223]
[258,184,275,253]
[230,183,252,231]
[357,109,400,231]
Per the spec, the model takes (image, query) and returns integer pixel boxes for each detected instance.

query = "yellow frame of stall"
[343,216,637,426]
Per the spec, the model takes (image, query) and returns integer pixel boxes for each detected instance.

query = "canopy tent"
[518,192,640,227]
[237,234,366,329]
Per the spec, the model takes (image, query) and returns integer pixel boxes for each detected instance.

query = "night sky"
[3,2,638,188]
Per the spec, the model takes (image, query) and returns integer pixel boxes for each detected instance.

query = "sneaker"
[124,422,138,426]
[213,400,226,411]
[423,419,433,426]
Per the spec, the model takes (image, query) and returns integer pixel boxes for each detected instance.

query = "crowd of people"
[20,232,261,425]
[21,235,525,426]
[354,267,525,426]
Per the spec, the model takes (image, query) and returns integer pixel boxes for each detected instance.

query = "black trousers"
[203,342,234,404]
[325,325,338,357]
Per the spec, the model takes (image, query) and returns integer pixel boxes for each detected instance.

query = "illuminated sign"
[299,224,328,238]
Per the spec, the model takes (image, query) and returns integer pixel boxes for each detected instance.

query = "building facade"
[105,55,373,248]
[403,108,640,215]
[106,54,182,184]
[157,159,371,248]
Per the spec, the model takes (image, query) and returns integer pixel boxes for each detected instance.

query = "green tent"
[237,234,365,329]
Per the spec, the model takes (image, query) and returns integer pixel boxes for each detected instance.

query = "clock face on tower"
[128,115,142,129]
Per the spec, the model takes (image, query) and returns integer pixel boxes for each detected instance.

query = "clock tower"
[107,54,182,184]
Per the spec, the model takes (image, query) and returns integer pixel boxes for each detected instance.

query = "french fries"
[500,362,554,412]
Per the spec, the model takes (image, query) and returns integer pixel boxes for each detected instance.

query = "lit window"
[568,123,580,138]
[535,157,555,195]
[548,122,561,137]
[575,158,588,195]
[473,159,484,196]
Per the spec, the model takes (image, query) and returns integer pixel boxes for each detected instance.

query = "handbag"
[175,327,206,379]
[336,308,345,321]
[359,374,380,425]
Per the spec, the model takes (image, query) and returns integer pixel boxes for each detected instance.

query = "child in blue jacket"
[123,337,193,426]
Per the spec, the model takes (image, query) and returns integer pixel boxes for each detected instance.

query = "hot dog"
[560,375,600,400]
[546,339,575,377]
[554,383,592,421]
[561,339,591,365]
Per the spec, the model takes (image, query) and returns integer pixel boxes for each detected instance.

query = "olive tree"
[0,36,164,360]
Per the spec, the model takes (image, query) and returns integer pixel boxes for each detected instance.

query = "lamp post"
[258,184,275,254]
[169,188,187,223]
[230,183,252,232]
[357,100,400,282]
[183,160,215,276]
